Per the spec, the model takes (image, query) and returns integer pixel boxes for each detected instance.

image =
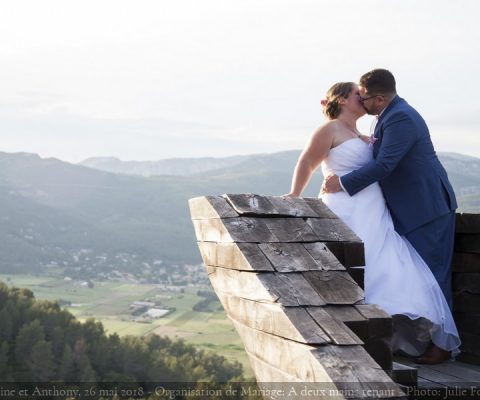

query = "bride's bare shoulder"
[311,120,340,138]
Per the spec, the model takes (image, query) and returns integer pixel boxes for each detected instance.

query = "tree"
[27,340,56,381]
[58,344,75,381]
[14,319,44,364]
[0,341,12,381]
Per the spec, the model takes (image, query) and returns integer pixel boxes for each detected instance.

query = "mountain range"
[0,150,479,274]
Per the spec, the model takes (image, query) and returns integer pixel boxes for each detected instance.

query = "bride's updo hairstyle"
[322,82,355,119]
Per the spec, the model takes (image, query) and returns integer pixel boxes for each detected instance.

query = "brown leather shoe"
[414,344,451,364]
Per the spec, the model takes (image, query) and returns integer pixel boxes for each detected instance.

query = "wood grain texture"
[311,346,405,398]
[303,242,345,270]
[206,266,278,303]
[303,271,364,305]
[217,292,330,344]
[224,193,279,216]
[303,197,339,219]
[306,307,363,345]
[188,195,238,219]
[263,218,319,242]
[198,242,274,271]
[306,218,361,242]
[259,243,322,272]
[232,319,334,383]
[266,195,320,217]
[259,273,327,306]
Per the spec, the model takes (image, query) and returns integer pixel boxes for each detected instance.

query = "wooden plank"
[457,352,480,366]
[192,218,232,242]
[311,346,405,398]
[324,242,366,268]
[392,356,474,389]
[306,307,363,345]
[343,242,366,267]
[303,242,345,270]
[283,307,332,343]
[222,217,278,242]
[197,242,274,271]
[355,304,393,338]
[244,351,305,385]
[363,338,393,371]
[206,266,279,303]
[323,305,369,342]
[455,234,480,254]
[456,213,480,234]
[303,271,364,305]
[453,273,480,294]
[303,197,339,219]
[416,356,480,380]
[259,243,322,272]
[207,267,326,306]
[356,304,393,370]
[188,195,238,219]
[224,193,279,215]
[454,312,480,334]
[460,332,480,357]
[410,365,470,388]
[453,292,480,313]
[263,218,319,242]
[388,362,418,387]
[452,252,480,273]
[347,267,365,289]
[216,292,330,344]
[231,319,334,383]
[306,218,361,242]
[259,273,327,306]
[324,242,346,265]
[265,195,319,217]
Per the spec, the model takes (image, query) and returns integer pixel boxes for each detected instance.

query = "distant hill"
[80,155,251,177]
[0,150,479,273]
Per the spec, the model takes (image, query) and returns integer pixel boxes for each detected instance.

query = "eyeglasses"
[359,94,384,103]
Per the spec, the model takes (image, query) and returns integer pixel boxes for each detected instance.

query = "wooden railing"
[453,213,480,365]
[189,194,408,399]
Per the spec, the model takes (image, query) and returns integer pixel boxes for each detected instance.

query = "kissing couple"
[286,68,460,364]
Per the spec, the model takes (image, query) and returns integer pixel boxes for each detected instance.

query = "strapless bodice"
[321,138,373,177]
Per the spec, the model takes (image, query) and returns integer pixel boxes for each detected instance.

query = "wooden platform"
[394,356,480,398]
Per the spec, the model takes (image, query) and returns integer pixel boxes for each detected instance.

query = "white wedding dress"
[320,137,460,355]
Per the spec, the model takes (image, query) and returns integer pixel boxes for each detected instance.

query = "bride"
[285,82,460,364]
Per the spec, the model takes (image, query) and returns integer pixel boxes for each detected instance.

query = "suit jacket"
[341,95,457,235]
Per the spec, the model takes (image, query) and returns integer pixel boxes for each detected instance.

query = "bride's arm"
[286,125,333,197]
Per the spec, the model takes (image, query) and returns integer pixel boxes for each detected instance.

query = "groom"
[322,69,457,360]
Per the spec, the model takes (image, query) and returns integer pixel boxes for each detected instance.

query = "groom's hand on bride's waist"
[321,174,343,194]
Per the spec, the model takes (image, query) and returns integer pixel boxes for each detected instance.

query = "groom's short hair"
[360,69,396,96]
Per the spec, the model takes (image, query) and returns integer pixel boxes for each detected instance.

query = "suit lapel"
[372,96,403,157]
[373,96,403,139]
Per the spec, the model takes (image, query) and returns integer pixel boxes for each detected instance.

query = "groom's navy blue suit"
[341,95,457,308]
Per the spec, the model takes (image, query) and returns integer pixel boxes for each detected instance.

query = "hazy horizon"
[1,0,479,162]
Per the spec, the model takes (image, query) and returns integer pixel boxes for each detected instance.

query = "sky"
[1,0,479,163]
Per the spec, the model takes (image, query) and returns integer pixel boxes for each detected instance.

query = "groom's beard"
[363,106,376,115]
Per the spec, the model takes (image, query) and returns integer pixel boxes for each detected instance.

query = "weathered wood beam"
[456,213,480,234]
[197,242,274,271]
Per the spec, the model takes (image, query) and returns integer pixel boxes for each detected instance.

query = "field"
[0,274,253,377]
